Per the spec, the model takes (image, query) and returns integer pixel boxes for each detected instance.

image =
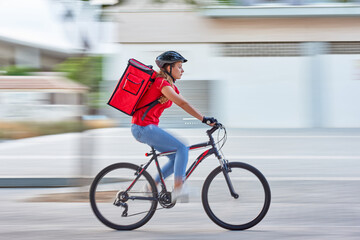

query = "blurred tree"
[55,56,103,113]
[0,66,39,76]
[152,0,199,5]
[55,56,102,92]
[215,0,234,5]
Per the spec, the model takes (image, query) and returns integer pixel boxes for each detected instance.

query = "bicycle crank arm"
[222,169,239,199]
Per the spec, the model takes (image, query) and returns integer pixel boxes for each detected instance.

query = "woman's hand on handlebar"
[202,116,218,126]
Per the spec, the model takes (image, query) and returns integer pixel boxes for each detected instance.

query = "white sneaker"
[171,185,190,204]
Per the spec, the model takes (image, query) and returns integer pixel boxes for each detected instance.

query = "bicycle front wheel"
[89,163,158,230]
[202,162,271,230]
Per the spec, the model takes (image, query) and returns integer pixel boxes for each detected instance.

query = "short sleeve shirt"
[132,77,179,126]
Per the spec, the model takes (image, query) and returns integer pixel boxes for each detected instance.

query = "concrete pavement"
[1,127,359,239]
[0,178,359,240]
[1,127,360,187]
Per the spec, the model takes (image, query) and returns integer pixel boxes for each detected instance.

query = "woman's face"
[167,61,184,80]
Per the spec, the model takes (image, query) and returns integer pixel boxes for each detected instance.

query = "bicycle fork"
[208,131,239,199]
[222,161,239,199]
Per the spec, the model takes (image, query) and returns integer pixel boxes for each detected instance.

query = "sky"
[0,0,82,51]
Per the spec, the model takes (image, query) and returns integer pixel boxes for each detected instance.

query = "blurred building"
[0,0,111,121]
[0,0,111,69]
[0,36,73,71]
[0,74,88,121]
[101,0,360,128]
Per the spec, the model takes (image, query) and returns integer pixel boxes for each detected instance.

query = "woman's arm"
[161,85,203,121]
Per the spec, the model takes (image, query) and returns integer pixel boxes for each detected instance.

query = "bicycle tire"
[89,163,158,230]
[202,162,271,230]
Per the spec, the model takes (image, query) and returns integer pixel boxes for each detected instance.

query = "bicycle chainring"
[158,191,175,208]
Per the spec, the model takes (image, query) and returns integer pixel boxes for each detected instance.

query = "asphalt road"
[0,128,360,239]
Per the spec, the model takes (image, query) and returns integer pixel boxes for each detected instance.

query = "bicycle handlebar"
[206,122,223,136]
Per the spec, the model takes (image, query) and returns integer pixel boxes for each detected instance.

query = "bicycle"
[89,123,271,230]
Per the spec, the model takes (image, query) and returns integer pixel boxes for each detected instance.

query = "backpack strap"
[135,99,160,121]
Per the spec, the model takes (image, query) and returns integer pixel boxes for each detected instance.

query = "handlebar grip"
[206,122,223,136]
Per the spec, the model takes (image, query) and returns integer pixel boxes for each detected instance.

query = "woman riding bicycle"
[131,51,217,202]
[91,58,271,229]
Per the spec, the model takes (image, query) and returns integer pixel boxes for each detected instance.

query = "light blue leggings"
[131,124,189,183]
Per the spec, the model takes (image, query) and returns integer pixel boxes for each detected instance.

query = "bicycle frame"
[151,141,214,190]
[90,124,271,230]
[125,125,238,199]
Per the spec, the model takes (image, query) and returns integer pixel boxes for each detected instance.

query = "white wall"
[322,54,360,128]
[15,46,40,68]
[104,43,309,128]
[215,56,309,128]
[103,43,360,128]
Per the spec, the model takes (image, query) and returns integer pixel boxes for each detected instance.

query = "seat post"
[151,146,156,154]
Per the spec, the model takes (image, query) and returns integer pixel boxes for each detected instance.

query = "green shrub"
[0,121,87,140]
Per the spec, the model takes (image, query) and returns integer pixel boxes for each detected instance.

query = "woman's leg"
[131,124,188,187]
[150,146,175,184]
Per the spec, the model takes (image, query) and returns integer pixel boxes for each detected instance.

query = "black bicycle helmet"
[155,51,187,69]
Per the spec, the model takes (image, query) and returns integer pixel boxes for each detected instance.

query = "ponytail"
[156,63,175,88]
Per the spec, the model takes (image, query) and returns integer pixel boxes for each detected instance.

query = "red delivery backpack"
[108,59,159,119]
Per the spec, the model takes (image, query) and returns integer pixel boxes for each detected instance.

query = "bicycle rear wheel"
[89,163,158,230]
[202,162,271,230]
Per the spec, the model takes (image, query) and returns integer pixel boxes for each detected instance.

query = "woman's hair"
[156,63,175,87]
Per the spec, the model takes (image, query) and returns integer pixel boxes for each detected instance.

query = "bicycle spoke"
[90,163,158,230]
[202,162,271,230]
[90,124,271,231]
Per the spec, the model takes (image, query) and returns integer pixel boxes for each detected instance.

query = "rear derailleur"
[113,191,129,217]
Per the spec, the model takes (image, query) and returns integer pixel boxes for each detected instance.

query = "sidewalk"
[1,127,360,187]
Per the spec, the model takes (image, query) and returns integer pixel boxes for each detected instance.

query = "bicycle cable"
[215,125,227,159]
[126,126,227,218]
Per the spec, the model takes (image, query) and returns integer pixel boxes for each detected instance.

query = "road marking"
[229,135,360,138]
[267,177,360,181]
[184,177,360,181]
[1,176,359,181]
[77,135,360,139]
[1,155,360,160]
